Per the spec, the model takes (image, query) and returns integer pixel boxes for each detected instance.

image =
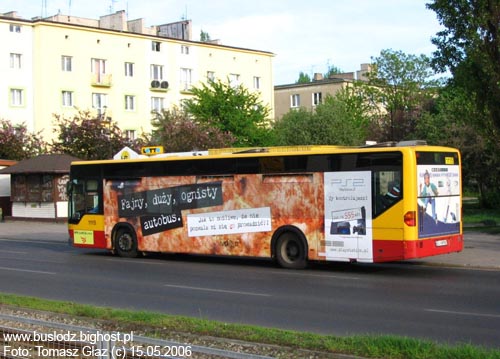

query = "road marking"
[105,258,165,265]
[270,271,361,280]
[0,250,28,254]
[425,308,500,319]
[164,284,271,297]
[0,238,67,245]
[0,266,56,275]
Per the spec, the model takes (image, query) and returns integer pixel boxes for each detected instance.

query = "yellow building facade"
[1,11,275,141]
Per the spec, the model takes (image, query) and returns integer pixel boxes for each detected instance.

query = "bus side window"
[374,170,402,217]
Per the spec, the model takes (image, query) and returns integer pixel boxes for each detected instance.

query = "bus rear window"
[417,152,459,165]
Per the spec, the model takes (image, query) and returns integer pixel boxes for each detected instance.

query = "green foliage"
[149,109,235,152]
[296,71,311,84]
[0,293,499,359]
[324,64,343,79]
[426,1,500,208]
[51,110,142,160]
[183,79,272,146]
[200,30,211,42]
[365,49,440,141]
[272,87,370,146]
[0,119,47,160]
[427,0,500,134]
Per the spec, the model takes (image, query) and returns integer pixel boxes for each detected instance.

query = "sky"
[1,0,443,85]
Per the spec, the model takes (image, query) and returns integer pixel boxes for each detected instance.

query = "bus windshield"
[68,178,101,223]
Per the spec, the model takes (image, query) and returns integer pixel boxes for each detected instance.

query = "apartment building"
[2,12,34,132]
[273,64,370,119]
[1,10,275,142]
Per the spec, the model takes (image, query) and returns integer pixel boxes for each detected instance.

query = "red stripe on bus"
[373,234,464,262]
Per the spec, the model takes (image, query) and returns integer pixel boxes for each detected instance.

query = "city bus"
[67,141,463,269]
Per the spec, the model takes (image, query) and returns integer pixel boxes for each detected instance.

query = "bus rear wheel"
[114,228,138,258]
[275,232,307,269]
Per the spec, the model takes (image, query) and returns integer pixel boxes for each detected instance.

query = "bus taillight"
[404,211,416,226]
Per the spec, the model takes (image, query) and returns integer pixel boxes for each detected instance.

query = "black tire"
[275,232,307,269]
[114,228,138,258]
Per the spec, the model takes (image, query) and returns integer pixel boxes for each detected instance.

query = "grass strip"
[1,293,499,359]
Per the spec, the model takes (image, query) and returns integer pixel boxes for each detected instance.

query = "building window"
[229,73,240,88]
[125,62,134,77]
[313,92,322,106]
[180,68,192,90]
[125,130,136,140]
[10,53,22,69]
[150,64,163,80]
[91,58,106,74]
[181,45,190,54]
[151,97,164,112]
[92,93,108,113]
[291,94,300,108]
[125,95,135,111]
[62,56,72,72]
[207,71,215,82]
[152,41,161,52]
[10,89,24,106]
[62,91,74,107]
[253,76,261,90]
[9,24,21,33]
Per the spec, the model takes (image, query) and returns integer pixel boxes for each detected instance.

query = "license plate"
[435,239,448,247]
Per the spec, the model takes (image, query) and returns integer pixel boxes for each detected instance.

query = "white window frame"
[125,129,136,140]
[291,94,300,108]
[125,95,135,111]
[253,76,261,90]
[125,62,134,77]
[91,58,106,74]
[9,24,21,33]
[229,73,240,88]
[10,89,24,106]
[62,56,72,72]
[62,91,74,107]
[180,68,192,90]
[181,45,190,55]
[312,92,322,106]
[152,41,161,52]
[151,97,164,112]
[92,93,108,113]
[10,53,22,69]
[150,64,163,81]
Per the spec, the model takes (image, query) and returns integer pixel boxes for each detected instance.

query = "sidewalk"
[1,220,499,269]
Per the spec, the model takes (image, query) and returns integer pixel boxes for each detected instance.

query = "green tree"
[0,119,47,160]
[365,49,440,141]
[324,64,343,79]
[427,0,500,134]
[200,30,211,42]
[149,109,235,152]
[272,86,371,146]
[51,110,142,160]
[183,79,271,146]
[416,86,500,207]
[427,0,500,206]
[296,71,311,84]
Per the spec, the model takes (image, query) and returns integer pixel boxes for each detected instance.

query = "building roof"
[0,159,17,167]
[0,154,80,174]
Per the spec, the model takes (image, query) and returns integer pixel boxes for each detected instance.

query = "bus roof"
[70,141,458,167]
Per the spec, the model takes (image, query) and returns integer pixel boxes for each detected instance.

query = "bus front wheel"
[275,232,307,269]
[114,228,138,258]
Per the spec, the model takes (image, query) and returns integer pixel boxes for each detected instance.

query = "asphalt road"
[0,228,499,349]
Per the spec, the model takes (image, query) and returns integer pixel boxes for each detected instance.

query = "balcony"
[91,73,113,87]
